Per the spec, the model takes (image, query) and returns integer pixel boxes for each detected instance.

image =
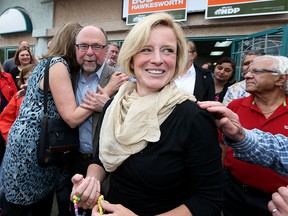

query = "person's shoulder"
[1,71,13,79]
[9,65,18,72]
[0,72,16,88]
[99,63,116,78]
[3,58,14,65]
[195,64,213,79]
[195,64,212,74]
[176,100,202,115]
[50,56,66,63]
[48,57,69,68]
[2,58,15,72]
[173,100,215,126]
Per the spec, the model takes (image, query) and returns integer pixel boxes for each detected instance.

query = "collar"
[252,97,287,106]
[186,63,196,76]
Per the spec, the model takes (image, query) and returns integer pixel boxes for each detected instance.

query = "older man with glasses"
[73,26,128,175]
[55,26,128,216]
[222,50,265,106]
[219,55,288,216]
[198,99,288,216]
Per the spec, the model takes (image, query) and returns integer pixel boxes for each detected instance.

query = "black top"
[94,100,224,216]
[215,81,232,103]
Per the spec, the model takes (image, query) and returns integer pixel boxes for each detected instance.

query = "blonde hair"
[118,13,187,80]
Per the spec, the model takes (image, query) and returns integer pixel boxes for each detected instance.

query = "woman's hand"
[16,84,28,99]
[91,201,137,216]
[70,174,101,209]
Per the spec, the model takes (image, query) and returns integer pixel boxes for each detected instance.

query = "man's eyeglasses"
[76,44,107,52]
[242,67,281,77]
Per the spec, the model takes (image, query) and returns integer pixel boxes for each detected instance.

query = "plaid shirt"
[224,128,288,177]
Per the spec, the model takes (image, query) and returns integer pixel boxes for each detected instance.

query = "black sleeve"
[180,103,224,215]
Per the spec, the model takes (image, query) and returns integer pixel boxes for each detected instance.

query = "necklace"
[73,195,86,216]
[73,194,105,215]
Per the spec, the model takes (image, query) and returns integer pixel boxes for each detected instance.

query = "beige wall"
[51,0,288,39]
[50,0,131,40]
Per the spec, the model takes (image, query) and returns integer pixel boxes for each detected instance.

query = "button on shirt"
[174,64,196,95]
[76,65,103,154]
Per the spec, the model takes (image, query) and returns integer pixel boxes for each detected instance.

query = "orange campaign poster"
[127,0,187,25]
[128,0,186,14]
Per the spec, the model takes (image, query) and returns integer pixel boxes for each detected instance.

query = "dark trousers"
[55,166,73,216]
[222,171,272,216]
[2,193,54,216]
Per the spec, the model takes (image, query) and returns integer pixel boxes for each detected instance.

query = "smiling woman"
[213,56,236,102]
[131,25,178,96]
[9,46,33,87]
[71,12,224,216]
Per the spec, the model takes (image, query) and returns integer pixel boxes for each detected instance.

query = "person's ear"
[275,74,287,88]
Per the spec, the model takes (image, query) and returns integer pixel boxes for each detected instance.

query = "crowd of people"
[0,12,288,216]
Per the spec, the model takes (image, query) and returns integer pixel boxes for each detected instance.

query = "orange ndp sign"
[127,0,187,25]
[128,0,186,14]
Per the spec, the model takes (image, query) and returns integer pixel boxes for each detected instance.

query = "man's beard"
[83,63,97,73]
[82,56,101,73]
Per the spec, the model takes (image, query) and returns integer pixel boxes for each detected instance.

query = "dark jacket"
[193,64,215,101]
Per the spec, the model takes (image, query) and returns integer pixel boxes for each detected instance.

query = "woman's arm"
[41,62,94,128]
[182,107,224,215]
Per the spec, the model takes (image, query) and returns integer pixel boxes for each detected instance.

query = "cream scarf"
[99,81,196,172]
